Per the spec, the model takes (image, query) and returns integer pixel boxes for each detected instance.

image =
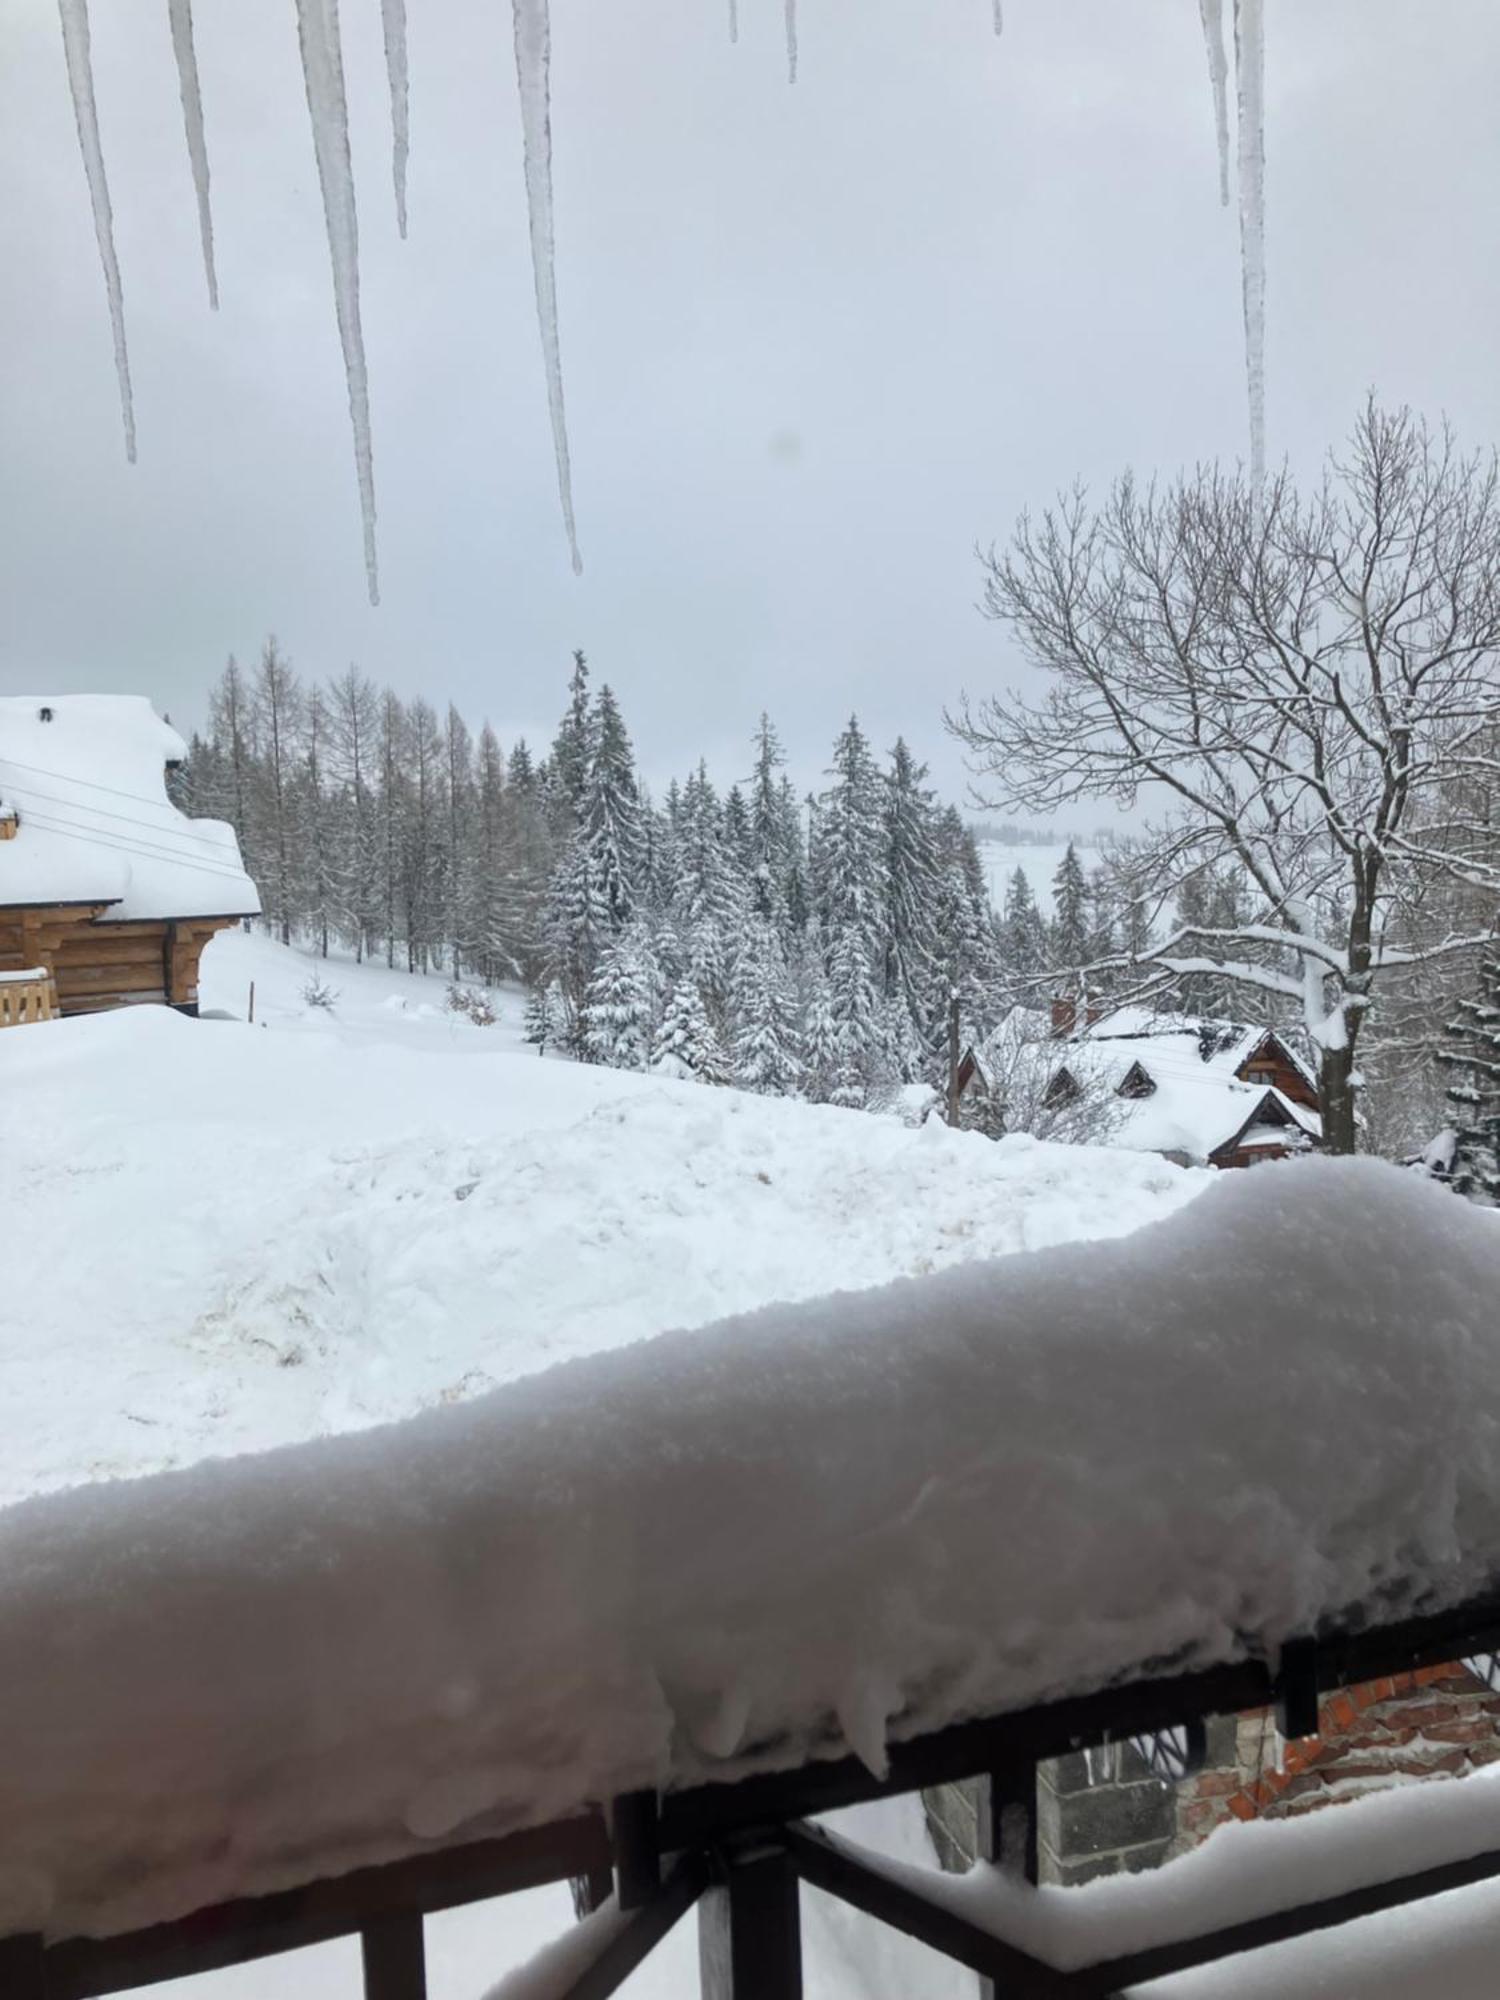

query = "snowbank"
[3,1159,1499,1940]
[1,961,1200,1502]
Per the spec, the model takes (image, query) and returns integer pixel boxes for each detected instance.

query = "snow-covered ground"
[977,835,1102,913]
[4,928,1202,1998]
[5,926,1204,1505]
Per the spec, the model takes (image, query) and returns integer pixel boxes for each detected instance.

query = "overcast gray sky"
[2,2,1498,802]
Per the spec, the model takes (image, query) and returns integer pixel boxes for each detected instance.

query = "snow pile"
[3,940,1198,1502]
[0,696,257,922]
[3,1159,1499,1939]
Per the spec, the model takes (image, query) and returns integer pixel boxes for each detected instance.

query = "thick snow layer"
[2,1156,1499,1938]
[2,930,1200,1504]
[0,695,257,920]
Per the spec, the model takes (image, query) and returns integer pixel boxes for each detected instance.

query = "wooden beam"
[612,1791,661,1911]
[782,1823,1077,1998]
[980,1758,1038,2000]
[0,1935,47,1999]
[45,1815,608,1999]
[361,1913,426,2000]
[1074,1840,1500,1995]
[700,1843,803,2000]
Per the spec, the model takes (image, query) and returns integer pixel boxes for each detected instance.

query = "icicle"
[167,0,218,308]
[295,0,380,604]
[992,0,1003,33]
[57,0,135,461]
[784,0,798,83]
[511,0,583,576]
[380,0,409,238]
[1234,0,1266,495]
[1196,0,1230,207]
[728,0,738,45]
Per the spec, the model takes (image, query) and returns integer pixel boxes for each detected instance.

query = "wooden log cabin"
[0,695,258,1020]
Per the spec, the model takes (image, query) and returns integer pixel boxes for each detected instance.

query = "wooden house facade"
[0,696,258,1020]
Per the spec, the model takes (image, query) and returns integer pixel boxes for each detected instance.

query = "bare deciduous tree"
[952,402,1500,1152]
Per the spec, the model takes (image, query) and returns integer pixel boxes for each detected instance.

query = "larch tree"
[953,402,1500,1152]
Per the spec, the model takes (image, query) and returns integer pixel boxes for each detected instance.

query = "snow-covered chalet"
[0,695,258,1020]
[1043,1004,1322,1168]
[959,1000,1323,1168]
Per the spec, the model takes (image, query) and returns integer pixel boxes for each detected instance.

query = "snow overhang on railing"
[2,1156,1497,1942]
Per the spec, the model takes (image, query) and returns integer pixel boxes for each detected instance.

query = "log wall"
[0,909,236,1016]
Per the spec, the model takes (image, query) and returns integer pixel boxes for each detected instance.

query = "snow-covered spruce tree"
[326,665,383,962]
[671,763,747,1025]
[881,738,943,1064]
[549,649,592,835]
[441,704,478,977]
[523,980,564,1055]
[1437,945,1500,1203]
[812,718,889,1105]
[1000,867,1048,987]
[582,684,645,931]
[955,402,1500,1152]
[653,977,731,1085]
[730,918,803,1095]
[747,714,804,933]
[1050,841,1088,978]
[582,923,661,1070]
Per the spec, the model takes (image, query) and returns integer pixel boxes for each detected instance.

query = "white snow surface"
[2,1097,1499,1937]
[978,837,1101,915]
[0,695,257,920]
[4,928,1198,1504]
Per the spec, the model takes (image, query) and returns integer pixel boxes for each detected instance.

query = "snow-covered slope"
[977,836,1101,913]
[4,930,1204,1505]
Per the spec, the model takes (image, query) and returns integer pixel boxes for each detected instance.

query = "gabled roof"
[1045,1030,1321,1164]
[0,696,259,923]
[1076,1005,1319,1097]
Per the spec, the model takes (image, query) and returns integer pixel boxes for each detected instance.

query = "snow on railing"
[1,1157,1498,1948]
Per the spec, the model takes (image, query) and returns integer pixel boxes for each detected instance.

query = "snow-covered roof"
[0,1159,1494,1936]
[1086,1005,1314,1086]
[0,695,258,921]
[1053,1033,1320,1163]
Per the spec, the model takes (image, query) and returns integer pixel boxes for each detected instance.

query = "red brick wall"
[1175,1663,1500,1853]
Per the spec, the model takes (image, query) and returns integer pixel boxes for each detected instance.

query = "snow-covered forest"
[177,646,1132,1110]
[174,610,1500,1169]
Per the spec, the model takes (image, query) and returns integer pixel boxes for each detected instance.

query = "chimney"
[1050,996,1077,1040]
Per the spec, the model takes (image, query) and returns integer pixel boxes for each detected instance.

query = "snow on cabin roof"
[1053,1035,1320,1163]
[0,1159,1495,1936]
[0,695,258,922]
[1084,1005,1316,1089]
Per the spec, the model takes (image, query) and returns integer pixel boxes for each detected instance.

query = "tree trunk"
[1319,1043,1359,1155]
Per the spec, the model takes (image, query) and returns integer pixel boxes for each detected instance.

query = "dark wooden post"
[700,1843,802,2000]
[613,1790,662,1910]
[979,1759,1038,2000]
[0,1936,48,1999]
[360,1912,427,2000]
[946,988,961,1127]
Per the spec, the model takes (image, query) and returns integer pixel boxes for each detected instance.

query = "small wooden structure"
[7,1584,1500,1998]
[0,967,57,1029]
[0,696,258,1019]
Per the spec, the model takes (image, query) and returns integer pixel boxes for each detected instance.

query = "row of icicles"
[55,0,1264,607]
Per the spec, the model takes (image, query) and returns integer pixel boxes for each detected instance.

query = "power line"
[14,808,255,886]
[0,753,219,817]
[2,777,231,851]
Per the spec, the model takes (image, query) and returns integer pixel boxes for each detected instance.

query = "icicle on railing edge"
[57,0,136,461]
[785,0,798,84]
[511,0,583,577]
[381,0,410,239]
[167,0,218,309]
[1234,0,1266,497]
[295,0,381,605]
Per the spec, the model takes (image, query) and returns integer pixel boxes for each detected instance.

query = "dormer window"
[1117,1062,1156,1100]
